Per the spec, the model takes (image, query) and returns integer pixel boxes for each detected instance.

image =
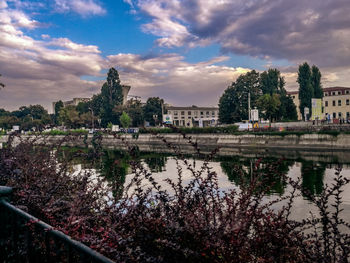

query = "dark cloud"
[131,0,350,68]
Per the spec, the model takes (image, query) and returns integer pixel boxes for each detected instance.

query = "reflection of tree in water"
[143,154,167,173]
[300,160,326,198]
[98,150,129,199]
[220,157,292,195]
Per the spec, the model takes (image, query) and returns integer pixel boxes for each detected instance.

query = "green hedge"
[42,129,88,136]
[139,125,239,134]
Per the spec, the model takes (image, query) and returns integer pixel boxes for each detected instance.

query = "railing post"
[0,185,13,201]
[0,186,14,262]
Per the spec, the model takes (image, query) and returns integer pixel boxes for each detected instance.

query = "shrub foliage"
[0,132,349,263]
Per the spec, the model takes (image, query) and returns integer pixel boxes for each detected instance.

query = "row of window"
[324,90,350,96]
[325,112,350,119]
[170,110,217,116]
[324,99,350,107]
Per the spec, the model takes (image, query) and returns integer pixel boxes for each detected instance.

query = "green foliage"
[100,68,124,126]
[311,65,323,99]
[143,97,164,126]
[219,70,260,124]
[279,94,298,121]
[260,68,285,95]
[120,112,132,128]
[42,129,88,135]
[140,125,239,134]
[114,99,144,127]
[257,94,281,123]
[58,105,80,128]
[298,62,313,120]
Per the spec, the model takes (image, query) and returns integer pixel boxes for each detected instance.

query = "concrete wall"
[2,133,350,162]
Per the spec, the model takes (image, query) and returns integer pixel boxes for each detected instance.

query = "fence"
[0,186,115,263]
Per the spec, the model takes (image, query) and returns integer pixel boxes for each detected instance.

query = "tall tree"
[297,62,313,120]
[311,65,323,99]
[143,97,164,126]
[58,105,80,128]
[279,95,298,121]
[100,68,124,126]
[260,68,285,95]
[219,70,260,124]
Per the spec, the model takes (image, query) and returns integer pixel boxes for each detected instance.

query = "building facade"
[323,87,350,121]
[288,87,350,122]
[165,106,219,127]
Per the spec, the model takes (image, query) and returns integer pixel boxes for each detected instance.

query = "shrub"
[0,132,349,262]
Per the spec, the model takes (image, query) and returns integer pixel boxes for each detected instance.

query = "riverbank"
[2,132,350,162]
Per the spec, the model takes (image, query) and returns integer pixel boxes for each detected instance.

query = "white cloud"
[54,0,106,16]
[107,53,251,106]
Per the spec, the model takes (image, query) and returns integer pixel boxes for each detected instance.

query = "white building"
[165,106,219,127]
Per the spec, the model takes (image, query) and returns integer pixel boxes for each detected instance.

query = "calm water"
[69,149,350,222]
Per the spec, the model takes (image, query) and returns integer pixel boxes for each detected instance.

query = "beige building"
[288,87,350,121]
[166,106,219,127]
[323,87,350,121]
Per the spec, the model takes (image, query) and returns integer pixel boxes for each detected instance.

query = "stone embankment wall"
[2,133,350,158]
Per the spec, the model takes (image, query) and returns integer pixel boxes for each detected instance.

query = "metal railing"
[0,186,115,263]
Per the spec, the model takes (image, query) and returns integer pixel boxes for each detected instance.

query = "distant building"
[53,98,91,114]
[165,106,219,127]
[53,85,131,114]
[288,86,350,121]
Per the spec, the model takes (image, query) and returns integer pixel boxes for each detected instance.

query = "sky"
[0,0,350,112]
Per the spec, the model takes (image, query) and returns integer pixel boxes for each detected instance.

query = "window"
[338,100,342,106]
[325,101,328,107]
[188,111,191,115]
[188,116,191,119]
[346,90,350,94]
[181,116,185,119]
[174,111,178,116]
[347,112,350,118]
[333,112,336,119]
[347,99,350,105]
[212,111,215,116]
[200,111,204,115]
[339,112,342,118]
[292,95,295,99]
[324,93,328,96]
[332,92,336,95]
[333,100,336,106]
[338,91,342,95]
[181,111,185,115]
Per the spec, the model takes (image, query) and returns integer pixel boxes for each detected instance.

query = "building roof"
[323,86,350,92]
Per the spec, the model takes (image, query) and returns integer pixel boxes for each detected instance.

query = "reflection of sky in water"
[71,156,350,223]
[124,158,350,222]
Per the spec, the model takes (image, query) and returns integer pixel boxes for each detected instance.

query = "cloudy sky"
[0,0,350,112]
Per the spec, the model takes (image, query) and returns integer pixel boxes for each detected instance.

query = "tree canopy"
[143,97,164,126]
[219,70,260,124]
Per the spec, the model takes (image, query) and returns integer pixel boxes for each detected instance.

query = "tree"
[120,112,132,128]
[260,68,285,95]
[297,62,313,120]
[143,97,164,126]
[100,68,124,126]
[114,99,144,127]
[58,105,80,128]
[219,70,260,124]
[311,65,323,99]
[279,95,298,121]
[257,94,281,124]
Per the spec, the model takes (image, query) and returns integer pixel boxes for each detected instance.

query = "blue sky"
[0,0,349,112]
